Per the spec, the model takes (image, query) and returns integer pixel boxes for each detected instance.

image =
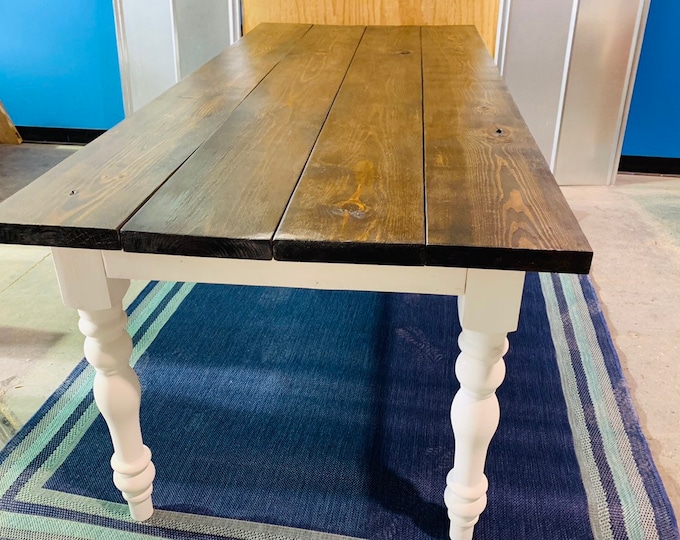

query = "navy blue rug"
[0,273,677,539]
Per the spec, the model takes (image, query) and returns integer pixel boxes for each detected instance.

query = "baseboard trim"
[619,155,680,175]
[15,126,105,145]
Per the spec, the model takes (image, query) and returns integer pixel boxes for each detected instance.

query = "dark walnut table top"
[0,24,592,274]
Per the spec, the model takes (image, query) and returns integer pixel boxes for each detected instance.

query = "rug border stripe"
[576,274,680,539]
[0,514,162,540]
[558,273,653,539]
[541,272,678,540]
[539,272,614,539]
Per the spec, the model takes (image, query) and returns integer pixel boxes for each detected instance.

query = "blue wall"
[0,1,125,130]
[622,0,680,158]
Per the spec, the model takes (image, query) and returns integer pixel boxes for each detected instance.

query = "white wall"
[174,0,232,78]
[500,0,576,168]
[555,0,649,185]
[116,0,178,114]
[114,0,242,114]
[498,0,649,185]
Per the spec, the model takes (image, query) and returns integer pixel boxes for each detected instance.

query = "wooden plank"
[0,101,21,144]
[274,26,424,265]
[422,26,592,274]
[0,23,311,249]
[243,0,500,55]
[121,25,364,259]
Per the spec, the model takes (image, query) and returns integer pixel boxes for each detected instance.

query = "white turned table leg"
[78,280,155,520]
[445,269,525,540]
[51,248,155,521]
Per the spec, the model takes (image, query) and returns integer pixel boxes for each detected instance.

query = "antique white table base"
[51,247,525,540]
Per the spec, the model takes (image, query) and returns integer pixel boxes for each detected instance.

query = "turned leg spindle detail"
[78,278,155,521]
[445,269,525,540]
[445,327,508,540]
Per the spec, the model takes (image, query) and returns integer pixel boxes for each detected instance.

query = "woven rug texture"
[0,272,677,540]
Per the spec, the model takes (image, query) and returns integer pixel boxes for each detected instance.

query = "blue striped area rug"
[0,273,677,539]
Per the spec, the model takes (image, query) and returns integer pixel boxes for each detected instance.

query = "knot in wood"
[490,126,509,138]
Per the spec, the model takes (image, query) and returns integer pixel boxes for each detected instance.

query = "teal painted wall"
[0,1,125,130]
[622,0,680,158]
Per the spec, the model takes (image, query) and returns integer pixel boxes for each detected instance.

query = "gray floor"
[1,143,678,515]
[0,143,81,203]
[562,174,680,510]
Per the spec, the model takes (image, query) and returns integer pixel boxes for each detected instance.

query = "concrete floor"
[0,144,148,436]
[0,144,678,515]
[562,174,680,510]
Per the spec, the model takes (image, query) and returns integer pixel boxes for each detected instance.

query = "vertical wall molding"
[228,0,243,44]
[550,0,580,171]
[498,0,649,185]
[555,0,650,185]
[495,0,511,71]
[112,0,133,117]
[112,0,241,116]
[169,1,182,84]
[500,0,576,166]
[612,0,651,178]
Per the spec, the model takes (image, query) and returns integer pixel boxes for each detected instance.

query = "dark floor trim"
[619,155,680,175]
[15,126,105,145]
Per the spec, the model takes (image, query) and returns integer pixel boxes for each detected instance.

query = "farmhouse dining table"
[0,24,592,540]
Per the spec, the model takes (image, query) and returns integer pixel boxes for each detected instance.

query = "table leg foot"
[112,444,156,520]
[77,277,155,520]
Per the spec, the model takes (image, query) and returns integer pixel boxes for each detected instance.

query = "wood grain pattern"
[274,26,425,265]
[0,100,21,144]
[243,0,500,55]
[421,26,592,273]
[121,25,364,259]
[0,23,311,249]
[0,23,592,274]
